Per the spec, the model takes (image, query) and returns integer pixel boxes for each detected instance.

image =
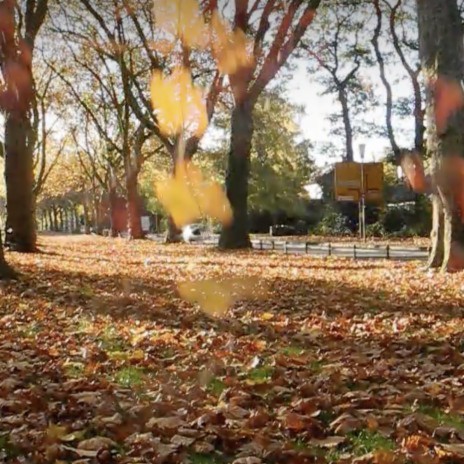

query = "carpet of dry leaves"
[1,236,464,464]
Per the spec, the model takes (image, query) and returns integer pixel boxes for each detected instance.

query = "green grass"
[349,430,395,456]
[282,345,306,357]
[79,284,95,297]
[416,405,464,430]
[247,366,274,383]
[19,322,41,338]
[207,378,226,396]
[326,449,343,463]
[98,327,128,353]
[0,433,20,458]
[310,359,326,373]
[113,366,145,387]
[188,453,226,464]
[64,362,85,378]
[292,438,309,451]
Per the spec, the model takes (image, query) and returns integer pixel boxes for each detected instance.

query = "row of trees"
[0,0,462,274]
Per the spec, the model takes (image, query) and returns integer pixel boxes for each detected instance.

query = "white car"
[182,224,203,243]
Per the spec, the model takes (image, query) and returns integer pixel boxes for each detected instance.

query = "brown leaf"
[147,416,186,430]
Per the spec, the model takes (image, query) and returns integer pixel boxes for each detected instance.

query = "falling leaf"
[433,77,464,134]
[155,160,232,227]
[177,276,263,316]
[399,150,427,193]
[150,66,207,137]
[153,0,208,49]
[210,11,254,75]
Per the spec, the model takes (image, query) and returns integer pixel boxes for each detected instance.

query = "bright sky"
[285,61,415,168]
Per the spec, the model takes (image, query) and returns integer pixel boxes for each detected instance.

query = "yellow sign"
[334,162,383,204]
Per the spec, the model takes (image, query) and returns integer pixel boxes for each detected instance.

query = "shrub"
[317,206,351,236]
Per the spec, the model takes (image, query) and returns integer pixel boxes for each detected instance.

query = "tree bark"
[339,88,354,162]
[219,101,253,249]
[52,206,58,231]
[0,232,16,279]
[4,114,37,251]
[165,216,182,243]
[126,170,144,239]
[109,187,119,237]
[83,201,91,234]
[417,0,464,271]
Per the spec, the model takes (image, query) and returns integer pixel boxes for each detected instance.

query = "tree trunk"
[47,209,53,231]
[109,187,119,237]
[64,208,69,232]
[164,151,184,244]
[339,88,354,162]
[427,193,444,267]
[0,232,16,279]
[4,114,37,251]
[219,101,253,249]
[372,0,401,160]
[83,201,91,234]
[52,206,58,232]
[417,0,464,271]
[165,216,182,243]
[126,170,144,239]
[59,208,64,232]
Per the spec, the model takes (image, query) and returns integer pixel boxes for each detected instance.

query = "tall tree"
[0,0,48,252]
[303,2,375,163]
[416,0,464,271]
[65,0,224,242]
[372,0,424,160]
[219,0,322,249]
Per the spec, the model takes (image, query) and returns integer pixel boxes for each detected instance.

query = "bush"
[366,222,385,238]
[317,206,351,236]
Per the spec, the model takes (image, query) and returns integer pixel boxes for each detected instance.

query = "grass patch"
[0,433,20,459]
[310,359,326,373]
[416,405,464,430]
[19,322,42,338]
[188,453,226,464]
[64,362,85,378]
[282,345,306,357]
[326,449,343,463]
[292,438,309,451]
[98,327,128,353]
[207,378,226,396]
[349,430,395,456]
[113,366,145,387]
[247,366,274,384]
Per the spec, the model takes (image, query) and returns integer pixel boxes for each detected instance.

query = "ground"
[1,236,464,463]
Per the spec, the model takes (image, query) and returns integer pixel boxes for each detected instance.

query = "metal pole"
[359,144,366,242]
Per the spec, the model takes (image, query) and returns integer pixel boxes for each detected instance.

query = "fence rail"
[196,236,429,261]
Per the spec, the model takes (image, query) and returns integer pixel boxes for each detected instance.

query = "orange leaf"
[433,77,464,134]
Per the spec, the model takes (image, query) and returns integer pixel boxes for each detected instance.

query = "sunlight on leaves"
[150,66,207,137]
[155,160,232,227]
[210,11,254,75]
[177,276,264,316]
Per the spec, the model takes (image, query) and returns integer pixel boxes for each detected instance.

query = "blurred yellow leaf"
[151,66,207,137]
[210,11,254,75]
[178,277,263,316]
[155,161,232,227]
[153,0,208,50]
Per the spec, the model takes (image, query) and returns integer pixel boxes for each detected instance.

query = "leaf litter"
[0,235,464,462]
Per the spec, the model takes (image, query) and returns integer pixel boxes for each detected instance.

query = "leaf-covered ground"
[1,236,464,464]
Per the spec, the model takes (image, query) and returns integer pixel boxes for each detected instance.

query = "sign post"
[359,144,366,242]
